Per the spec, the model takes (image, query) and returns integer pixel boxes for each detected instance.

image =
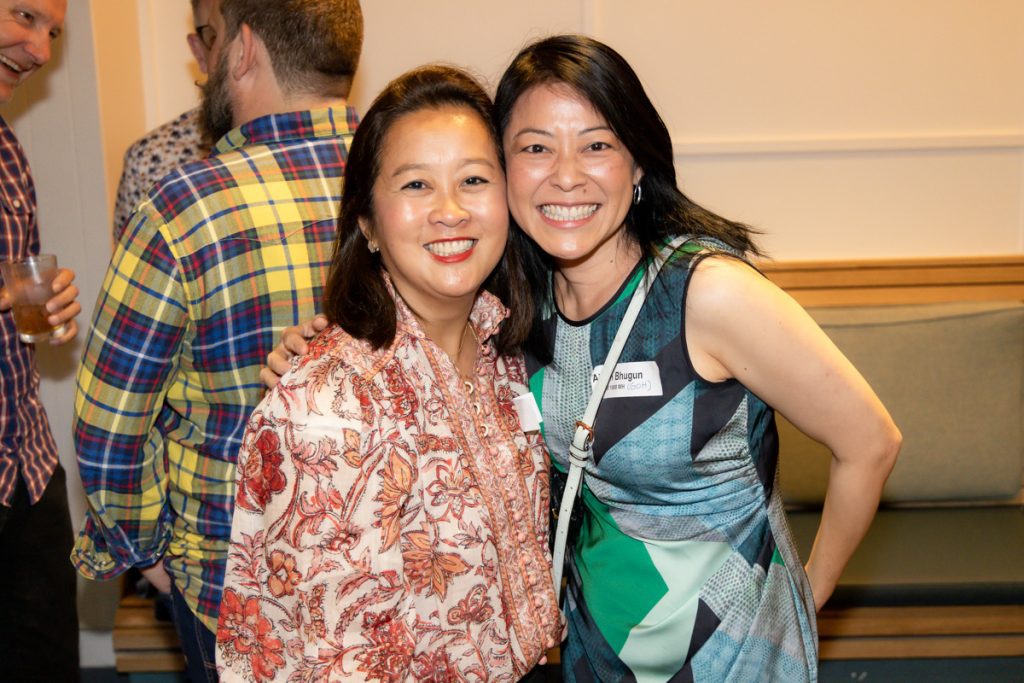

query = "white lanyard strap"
[550,235,688,598]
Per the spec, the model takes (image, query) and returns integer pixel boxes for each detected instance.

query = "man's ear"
[186,33,209,75]
[230,23,259,81]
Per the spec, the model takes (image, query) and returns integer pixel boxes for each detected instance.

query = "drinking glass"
[0,253,67,343]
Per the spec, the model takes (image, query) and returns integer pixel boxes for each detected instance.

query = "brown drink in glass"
[0,254,66,343]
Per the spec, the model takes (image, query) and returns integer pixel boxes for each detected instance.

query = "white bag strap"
[550,235,689,599]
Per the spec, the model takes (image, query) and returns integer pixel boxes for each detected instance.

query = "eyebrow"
[390,158,497,177]
[510,125,613,140]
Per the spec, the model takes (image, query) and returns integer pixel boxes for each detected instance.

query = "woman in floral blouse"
[216,66,561,682]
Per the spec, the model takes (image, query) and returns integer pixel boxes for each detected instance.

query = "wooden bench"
[764,254,1024,661]
[113,593,185,676]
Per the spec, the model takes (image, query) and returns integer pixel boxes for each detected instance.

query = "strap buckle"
[568,421,593,467]
[573,420,594,449]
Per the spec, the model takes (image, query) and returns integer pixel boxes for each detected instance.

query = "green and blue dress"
[526,242,818,682]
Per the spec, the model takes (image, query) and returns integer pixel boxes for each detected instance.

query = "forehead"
[1,0,66,26]
[510,82,606,126]
[380,106,497,159]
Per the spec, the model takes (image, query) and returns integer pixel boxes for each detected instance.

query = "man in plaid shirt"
[0,2,83,680]
[73,1,363,679]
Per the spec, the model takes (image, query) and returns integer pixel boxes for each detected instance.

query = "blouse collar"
[383,271,509,348]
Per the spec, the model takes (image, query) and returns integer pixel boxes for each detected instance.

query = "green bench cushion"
[779,301,1024,505]
[787,506,1024,606]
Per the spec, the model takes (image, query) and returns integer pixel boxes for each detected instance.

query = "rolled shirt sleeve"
[72,210,188,578]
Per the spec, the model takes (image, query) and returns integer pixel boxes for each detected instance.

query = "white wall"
[135,0,1024,260]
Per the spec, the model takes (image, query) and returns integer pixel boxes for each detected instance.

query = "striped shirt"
[72,105,358,631]
[0,115,59,507]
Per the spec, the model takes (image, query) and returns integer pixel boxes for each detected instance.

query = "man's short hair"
[220,0,363,98]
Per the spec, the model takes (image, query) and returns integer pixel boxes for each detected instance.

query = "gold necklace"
[457,321,478,384]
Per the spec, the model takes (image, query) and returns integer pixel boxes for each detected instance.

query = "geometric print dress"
[525,242,818,682]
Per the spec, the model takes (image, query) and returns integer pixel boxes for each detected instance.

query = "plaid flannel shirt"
[73,106,358,631]
[0,115,59,506]
[113,108,205,241]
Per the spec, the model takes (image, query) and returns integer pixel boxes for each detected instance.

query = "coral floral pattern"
[217,286,560,682]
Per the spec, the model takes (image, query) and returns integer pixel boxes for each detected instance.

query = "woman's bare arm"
[686,257,901,610]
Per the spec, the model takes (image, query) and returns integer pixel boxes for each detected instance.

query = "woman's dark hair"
[494,34,761,261]
[323,65,534,353]
[494,35,761,362]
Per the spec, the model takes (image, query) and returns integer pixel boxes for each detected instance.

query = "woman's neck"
[554,237,642,321]
[410,302,477,377]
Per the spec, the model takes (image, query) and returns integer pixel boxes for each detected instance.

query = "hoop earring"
[633,183,643,205]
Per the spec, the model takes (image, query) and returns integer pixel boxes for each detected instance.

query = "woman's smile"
[539,203,600,224]
[504,83,641,268]
[424,237,478,261]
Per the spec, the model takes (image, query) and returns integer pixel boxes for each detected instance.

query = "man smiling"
[0,1,84,681]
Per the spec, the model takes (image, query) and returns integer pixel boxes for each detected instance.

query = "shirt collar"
[212,104,359,155]
[383,271,509,346]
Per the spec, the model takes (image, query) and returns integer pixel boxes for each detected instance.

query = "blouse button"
[12,199,20,209]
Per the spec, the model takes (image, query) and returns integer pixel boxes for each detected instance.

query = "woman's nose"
[430,191,470,227]
[550,151,585,191]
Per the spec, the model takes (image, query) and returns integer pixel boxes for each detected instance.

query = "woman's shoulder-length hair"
[323,64,534,356]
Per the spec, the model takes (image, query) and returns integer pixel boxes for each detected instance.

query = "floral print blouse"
[217,286,561,682]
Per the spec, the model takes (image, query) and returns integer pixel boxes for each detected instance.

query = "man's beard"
[198,51,234,145]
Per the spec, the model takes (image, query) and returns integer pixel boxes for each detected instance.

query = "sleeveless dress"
[525,242,818,682]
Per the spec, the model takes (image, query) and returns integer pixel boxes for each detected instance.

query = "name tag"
[513,392,543,432]
[591,361,662,398]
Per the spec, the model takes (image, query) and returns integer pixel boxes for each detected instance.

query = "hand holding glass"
[0,254,68,343]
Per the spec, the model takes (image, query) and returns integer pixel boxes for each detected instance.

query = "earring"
[367,239,379,254]
[632,183,643,205]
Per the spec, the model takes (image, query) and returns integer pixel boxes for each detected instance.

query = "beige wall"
[136,0,1024,259]
[90,0,146,220]
[135,0,202,127]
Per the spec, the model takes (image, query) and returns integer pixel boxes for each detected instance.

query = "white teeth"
[425,239,475,257]
[0,55,23,73]
[540,204,598,221]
